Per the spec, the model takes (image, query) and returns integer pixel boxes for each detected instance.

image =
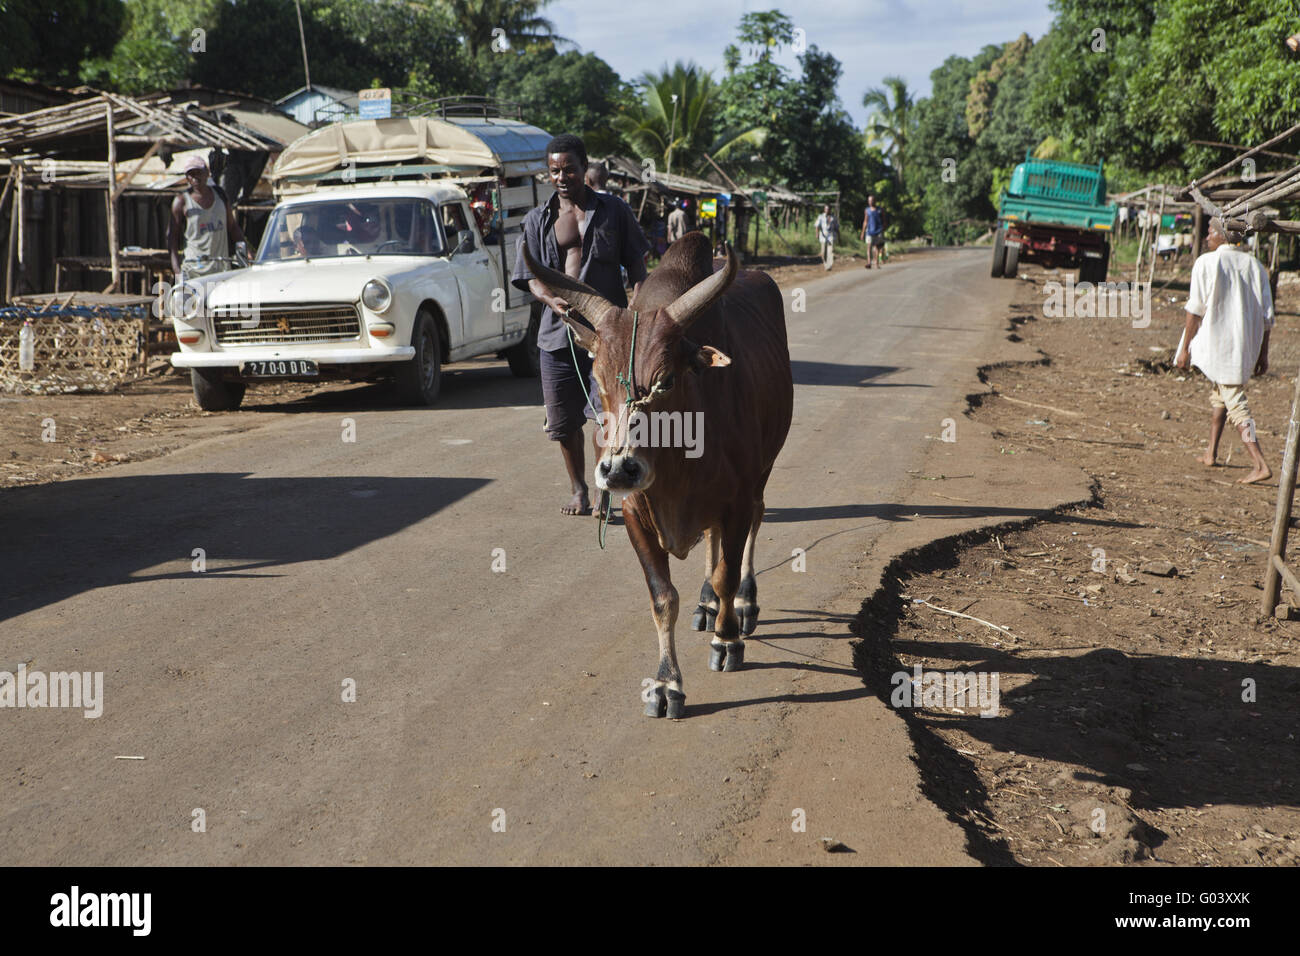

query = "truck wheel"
[505,303,541,378]
[1004,241,1020,279]
[394,308,442,405]
[191,368,245,411]
[1097,246,1110,283]
[991,230,1006,278]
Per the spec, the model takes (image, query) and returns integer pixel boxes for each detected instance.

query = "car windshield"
[257,198,444,261]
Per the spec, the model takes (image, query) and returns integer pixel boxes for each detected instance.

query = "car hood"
[200,257,447,308]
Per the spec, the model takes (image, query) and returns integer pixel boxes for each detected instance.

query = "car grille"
[212,304,362,345]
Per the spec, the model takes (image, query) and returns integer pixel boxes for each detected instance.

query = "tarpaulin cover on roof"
[270,116,552,181]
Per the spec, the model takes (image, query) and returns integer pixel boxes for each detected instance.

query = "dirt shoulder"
[854,258,1300,866]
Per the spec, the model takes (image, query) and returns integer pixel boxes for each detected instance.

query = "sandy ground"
[857,254,1300,865]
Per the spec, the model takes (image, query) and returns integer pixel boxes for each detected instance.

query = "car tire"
[1004,241,1020,279]
[991,229,1006,278]
[191,368,245,411]
[394,308,442,405]
[505,303,541,378]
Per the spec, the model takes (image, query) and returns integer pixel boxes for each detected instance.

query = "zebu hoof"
[644,684,666,718]
[692,605,718,632]
[709,640,745,672]
[644,684,686,718]
[665,689,686,719]
[739,603,760,636]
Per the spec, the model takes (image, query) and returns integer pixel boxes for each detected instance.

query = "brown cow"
[523,232,793,718]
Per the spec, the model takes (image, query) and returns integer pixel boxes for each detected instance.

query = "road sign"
[359,88,392,119]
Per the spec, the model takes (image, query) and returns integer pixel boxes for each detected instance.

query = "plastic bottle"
[19,318,34,371]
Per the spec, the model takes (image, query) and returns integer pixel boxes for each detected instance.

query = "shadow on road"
[791,360,931,389]
[0,473,491,625]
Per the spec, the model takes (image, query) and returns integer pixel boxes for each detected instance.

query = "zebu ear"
[664,243,737,329]
[680,337,731,371]
[692,345,731,370]
[522,244,617,332]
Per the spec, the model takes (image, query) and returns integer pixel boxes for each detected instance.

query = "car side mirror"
[450,232,474,256]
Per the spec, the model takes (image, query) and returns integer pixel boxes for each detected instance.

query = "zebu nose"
[597,454,645,491]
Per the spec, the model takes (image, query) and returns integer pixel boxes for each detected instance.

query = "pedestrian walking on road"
[1176,216,1275,484]
[861,195,885,268]
[815,204,838,270]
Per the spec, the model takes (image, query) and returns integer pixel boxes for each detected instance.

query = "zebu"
[524,232,793,717]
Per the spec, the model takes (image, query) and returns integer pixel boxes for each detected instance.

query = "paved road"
[1,249,1037,864]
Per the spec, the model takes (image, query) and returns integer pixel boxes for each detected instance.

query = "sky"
[546,0,1056,129]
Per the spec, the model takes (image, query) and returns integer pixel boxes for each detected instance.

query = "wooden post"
[4,166,19,303]
[105,101,121,293]
[15,164,24,295]
[1192,205,1204,260]
[1262,365,1300,616]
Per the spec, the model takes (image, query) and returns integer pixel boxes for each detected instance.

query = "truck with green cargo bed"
[991,152,1118,282]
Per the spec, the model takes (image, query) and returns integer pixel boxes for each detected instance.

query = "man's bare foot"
[593,491,609,520]
[1195,451,1217,467]
[562,490,592,515]
[1239,465,1272,485]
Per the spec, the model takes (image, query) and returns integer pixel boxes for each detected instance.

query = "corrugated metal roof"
[443,117,552,176]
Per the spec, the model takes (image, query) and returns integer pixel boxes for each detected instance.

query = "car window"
[441,203,474,250]
[258,198,448,261]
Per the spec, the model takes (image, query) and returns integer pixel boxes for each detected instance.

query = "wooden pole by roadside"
[105,100,120,293]
[6,165,23,303]
[1262,366,1300,616]
[1192,205,1204,260]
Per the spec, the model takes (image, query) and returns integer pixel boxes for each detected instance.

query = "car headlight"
[169,281,204,321]
[362,279,392,313]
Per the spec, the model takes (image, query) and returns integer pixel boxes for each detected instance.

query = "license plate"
[240,359,319,377]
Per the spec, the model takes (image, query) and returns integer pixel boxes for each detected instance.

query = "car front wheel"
[393,308,442,405]
[191,368,245,411]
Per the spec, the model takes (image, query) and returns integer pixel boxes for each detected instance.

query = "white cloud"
[546,0,1055,128]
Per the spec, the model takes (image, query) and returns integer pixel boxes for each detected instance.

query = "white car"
[169,181,539,410]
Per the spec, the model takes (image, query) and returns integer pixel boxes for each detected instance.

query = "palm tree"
[440,0,567,59]
[862,76,913,190]
[613,61,765,178]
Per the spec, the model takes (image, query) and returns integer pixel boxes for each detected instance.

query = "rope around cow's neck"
[565,308,639,549]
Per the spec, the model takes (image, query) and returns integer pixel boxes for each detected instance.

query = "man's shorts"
[869,233,885,247]
[540,346,602,441]
[1208,382,1253,430]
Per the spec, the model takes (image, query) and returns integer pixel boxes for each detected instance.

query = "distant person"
[585,161,609,194]
[861,194,885,268]
[667,200,690,244]
[168,155,246,279]
[512,133,649,516]
[1176,217,1275,484]
[814,203,838,270]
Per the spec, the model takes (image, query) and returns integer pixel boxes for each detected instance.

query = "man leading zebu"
[523,231,793,718]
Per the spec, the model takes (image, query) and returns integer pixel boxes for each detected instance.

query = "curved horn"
[664,243,738,328]
[522,244,617,328]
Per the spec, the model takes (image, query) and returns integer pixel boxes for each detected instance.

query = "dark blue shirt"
[511,188,650,351]
[865,207,883,236]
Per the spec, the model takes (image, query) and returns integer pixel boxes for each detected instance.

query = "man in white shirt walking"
[1176,217,1275,484]
[815,204,838,270]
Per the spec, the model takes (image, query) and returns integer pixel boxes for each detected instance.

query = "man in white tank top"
[168,155,247,278]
